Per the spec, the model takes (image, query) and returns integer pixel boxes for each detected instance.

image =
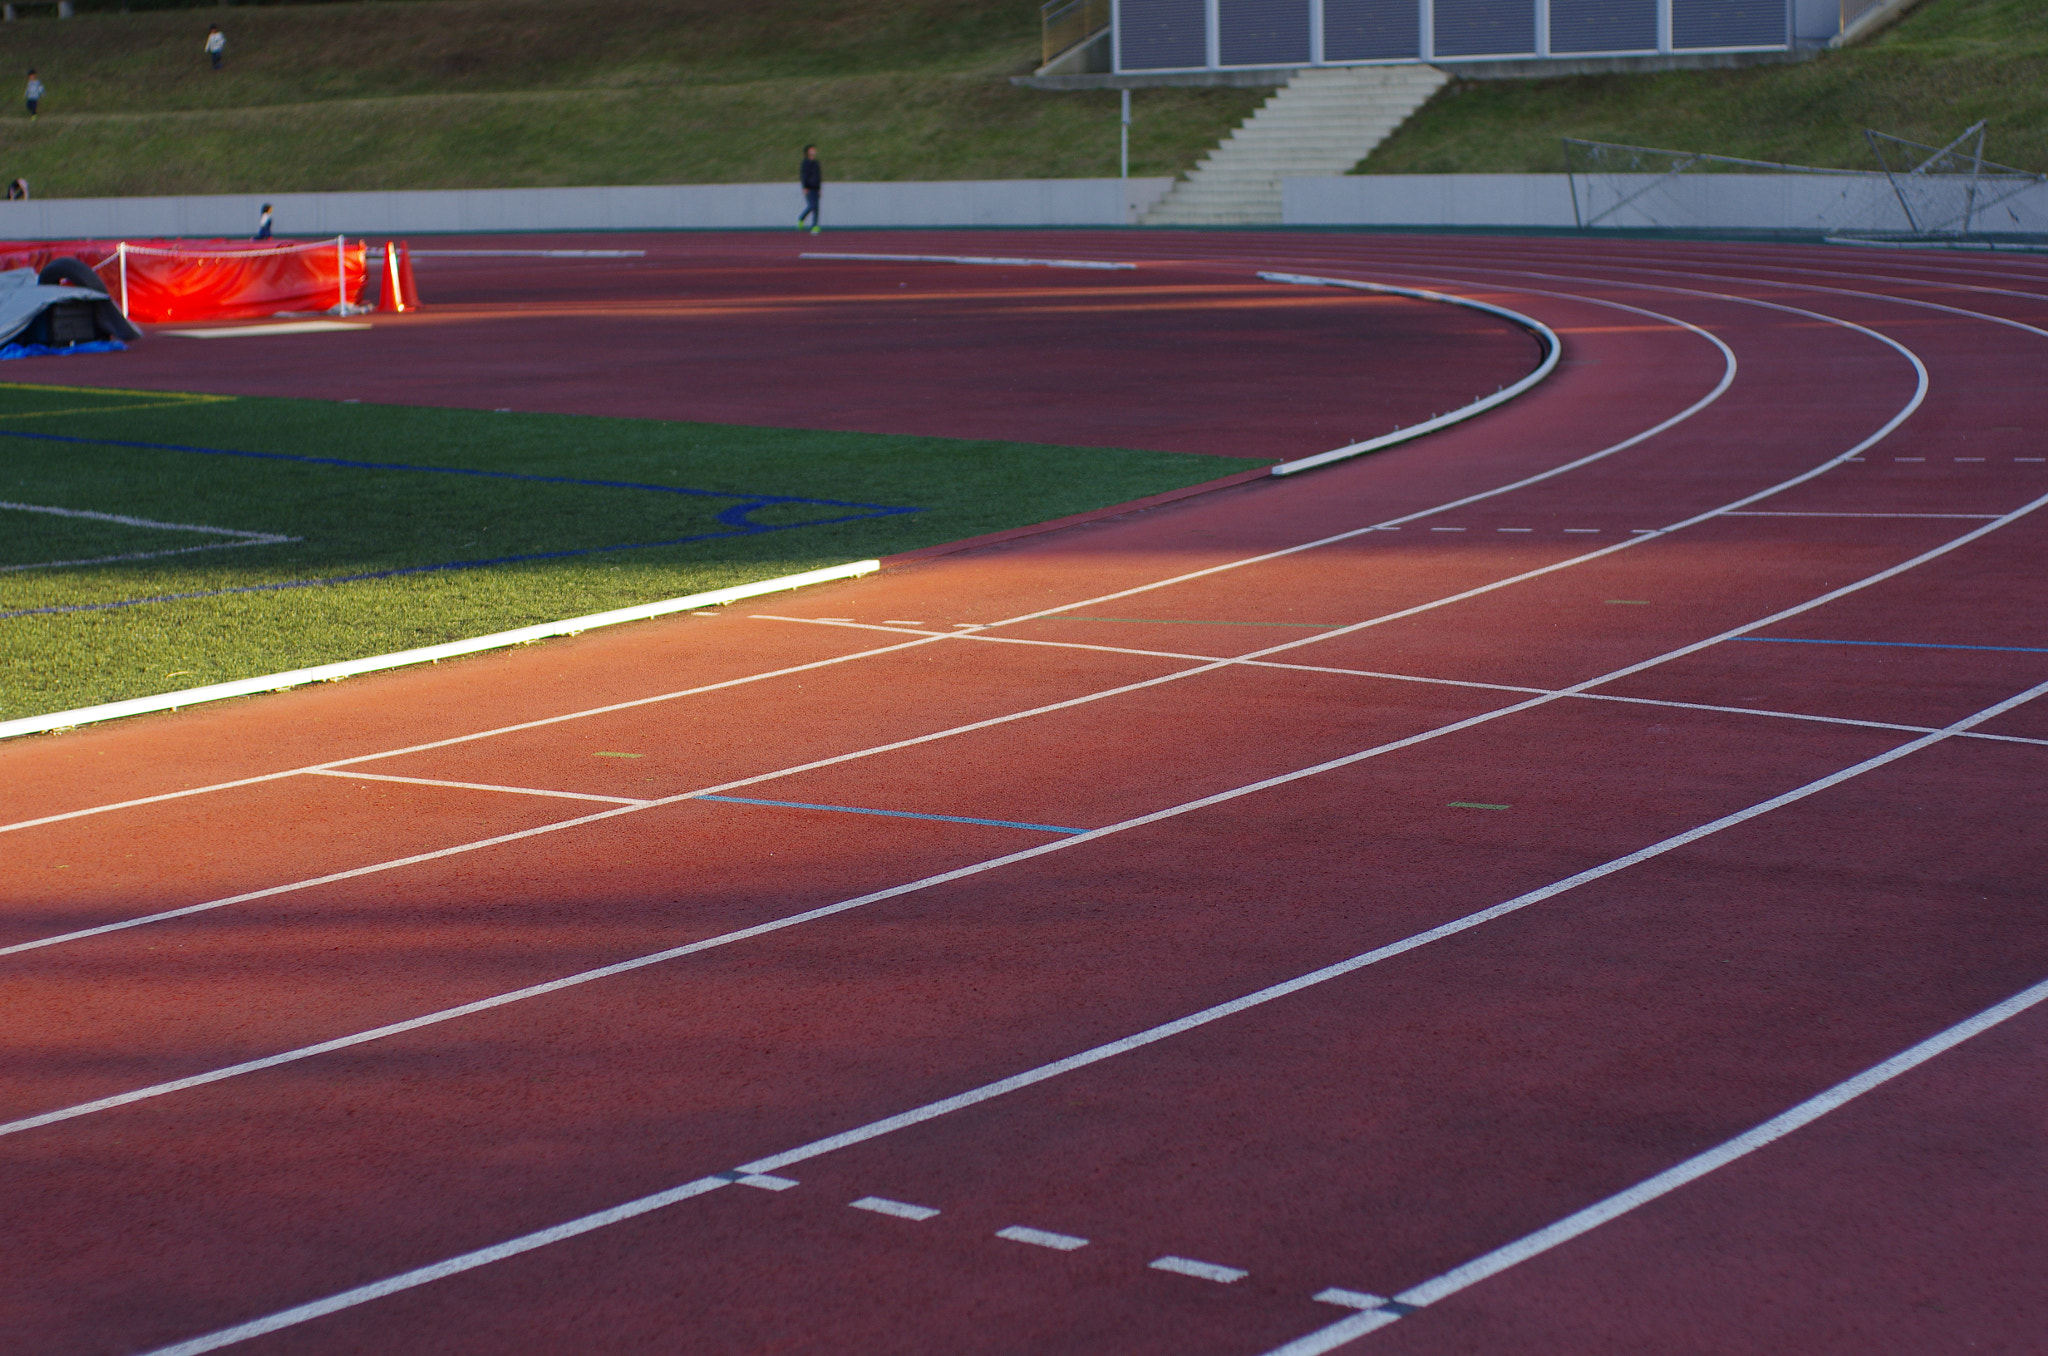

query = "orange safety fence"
[0,237,369,323]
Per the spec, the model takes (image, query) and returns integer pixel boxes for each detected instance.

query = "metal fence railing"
[1041,0,1110,69]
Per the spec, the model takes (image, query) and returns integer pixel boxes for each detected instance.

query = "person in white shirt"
[205,26,226,71]
[24,71,42,119]
[254,203,273,241]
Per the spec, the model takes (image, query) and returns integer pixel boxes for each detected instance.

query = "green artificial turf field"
[0,382,1267,721]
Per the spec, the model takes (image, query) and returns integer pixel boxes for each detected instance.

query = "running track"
[3,231,2046,1355]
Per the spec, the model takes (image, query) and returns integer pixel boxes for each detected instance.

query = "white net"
[1562,127,2047,241]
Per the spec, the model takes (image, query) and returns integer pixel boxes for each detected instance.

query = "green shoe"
[810,225,821,234]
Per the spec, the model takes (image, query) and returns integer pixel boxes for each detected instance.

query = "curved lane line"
[0,287,1724,836]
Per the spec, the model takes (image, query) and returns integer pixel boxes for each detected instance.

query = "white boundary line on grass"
[128,672,2048,1356]
[0,261,1557,744]
[0,561,880,742]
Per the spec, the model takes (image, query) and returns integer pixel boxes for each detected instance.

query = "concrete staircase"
[1142,65,1449,227]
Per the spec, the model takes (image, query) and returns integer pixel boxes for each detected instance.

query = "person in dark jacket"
[798,144,822,234]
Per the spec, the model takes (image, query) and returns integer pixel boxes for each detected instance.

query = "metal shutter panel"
[1219,0,1313,65]
[1120,0,1209,68]
[1671,0,1787,47]
[1550,0,1658,51]
[1323,0,1422,60]
[1432,0,1538,57]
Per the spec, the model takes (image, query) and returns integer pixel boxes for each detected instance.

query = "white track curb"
[0,560,878,741]
[1259,273,1562,476]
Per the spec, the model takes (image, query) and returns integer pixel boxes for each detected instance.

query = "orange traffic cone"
[397,242,421,310]
[375,241,413,313]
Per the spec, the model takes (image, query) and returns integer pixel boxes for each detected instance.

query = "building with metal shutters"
[1112,0,1794,71]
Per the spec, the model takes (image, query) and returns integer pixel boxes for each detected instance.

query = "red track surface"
[3,230,2045,1356]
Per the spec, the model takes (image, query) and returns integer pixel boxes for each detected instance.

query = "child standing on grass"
[205,26,226,71]
[24,70,41,119]
[798,144,822,234]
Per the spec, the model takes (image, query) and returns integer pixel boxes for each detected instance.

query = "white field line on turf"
[1262,964,2048,1356]
[0,501,292,542]
[748,618,2048,750]
[12,484,2045,1136]
[0,560,884,742]
[0,282,1733,829]
[130,674,2048,1356]
[0,289,1902,952]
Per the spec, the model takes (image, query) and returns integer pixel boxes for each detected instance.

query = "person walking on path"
[254,203,273,241]
[797,144,822,234]
[24,71,42,119]
[205,26,226,71]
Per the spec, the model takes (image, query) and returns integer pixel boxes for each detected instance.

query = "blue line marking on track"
[0,428,920,620]
[1735,637,2048,655]
[694,795,1088,835]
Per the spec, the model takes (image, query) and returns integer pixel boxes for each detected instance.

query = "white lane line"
[1563,528,1601,532]
[1719,510,1999,519]
[849,1196,940,1221]
[135,675,2048,1356]
[1314,1288,1389,1310]
[302,769,652,806]
[17,487,2044,1138]
[733,1173,798,1191]
[0,630,951,837]
[133,1174,735,1356]
[802,251,1134,272]
[3,284,1734,835]
[1260,967,2048,1356]
[995,1226,1089,1250]
[1150,1255,1249,1283]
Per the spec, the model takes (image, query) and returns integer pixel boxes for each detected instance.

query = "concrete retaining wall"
[1283,173,2048,233]
[0,178,1177,240]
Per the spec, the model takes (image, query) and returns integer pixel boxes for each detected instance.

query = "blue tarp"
[0,339,127,360]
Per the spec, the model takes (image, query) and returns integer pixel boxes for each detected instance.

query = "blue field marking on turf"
[0,428,918,519]
[1735,637,2048,655]
[693,795,1087,835]
[0,426,921,620]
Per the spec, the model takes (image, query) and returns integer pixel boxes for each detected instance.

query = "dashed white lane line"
[1150,1255,1249,1284]
[1313,1288,1389,1310]
[1563,527,1600,532]
[849,1196,939,1221]
[1429,527,1465,532]
[996,1225,1089,1251]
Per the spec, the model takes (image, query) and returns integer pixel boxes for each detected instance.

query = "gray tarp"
[0,267,136,346]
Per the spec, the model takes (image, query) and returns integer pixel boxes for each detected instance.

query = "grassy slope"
[0,0,1266,195]
[0,385,1266,717]
[1366,0,2048,174]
